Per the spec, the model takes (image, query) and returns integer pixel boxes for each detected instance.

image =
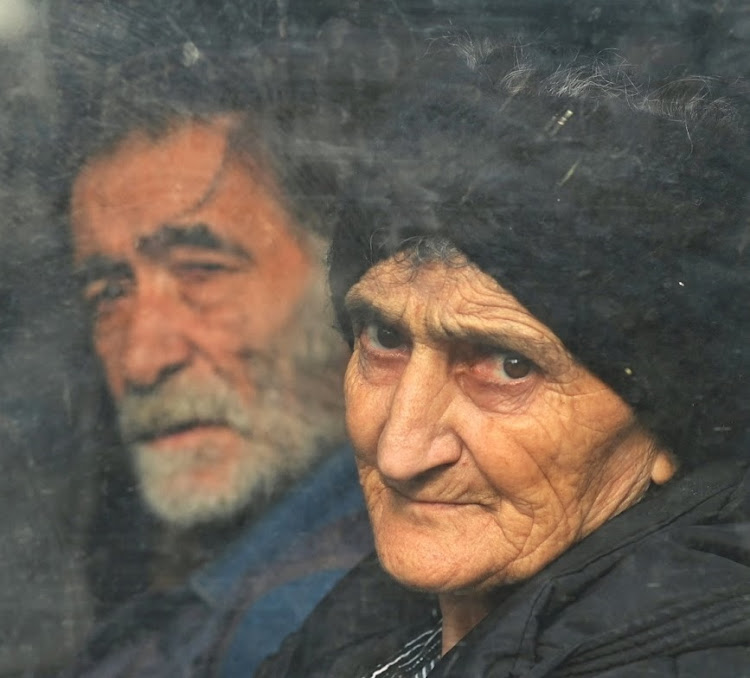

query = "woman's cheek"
[344,360,382,456]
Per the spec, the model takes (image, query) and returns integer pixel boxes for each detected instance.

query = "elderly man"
[63,50,372,676]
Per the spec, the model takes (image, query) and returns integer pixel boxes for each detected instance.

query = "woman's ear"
[651,449,678,485]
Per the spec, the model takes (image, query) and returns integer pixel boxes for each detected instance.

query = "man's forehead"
[86,114,240,172]
[72,119,231,208]
[69,116,299,262]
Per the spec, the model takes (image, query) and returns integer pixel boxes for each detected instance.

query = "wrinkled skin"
[343,253,675,651]
[70,118,345,525]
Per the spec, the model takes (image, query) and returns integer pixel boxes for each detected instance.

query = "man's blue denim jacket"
[66,448,371,678]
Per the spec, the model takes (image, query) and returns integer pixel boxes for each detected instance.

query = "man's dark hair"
[64,45,317,238]
[62,21,414,239]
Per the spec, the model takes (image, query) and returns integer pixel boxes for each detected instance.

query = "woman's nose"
[376,349,462,482]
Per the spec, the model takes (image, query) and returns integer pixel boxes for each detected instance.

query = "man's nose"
[376,350,462,482]
[120,283,192,393]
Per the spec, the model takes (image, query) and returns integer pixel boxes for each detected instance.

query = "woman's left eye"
[471,350,536,383]
[500,354,534,379]
[362,322,407,351]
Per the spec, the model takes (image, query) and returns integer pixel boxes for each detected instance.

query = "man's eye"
[174,261,230,275]
[362,322,407,351]
[84,279,130,310]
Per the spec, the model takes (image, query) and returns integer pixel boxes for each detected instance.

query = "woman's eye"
[469,349,536,384]
[362,322,406,351]
[501,354,533,379]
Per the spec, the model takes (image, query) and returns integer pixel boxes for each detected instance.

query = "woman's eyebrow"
[345,288,569,371]
[443,326,566,369]
[344,295,408,333]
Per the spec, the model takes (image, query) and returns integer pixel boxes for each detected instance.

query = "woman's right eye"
[361,322,407,352]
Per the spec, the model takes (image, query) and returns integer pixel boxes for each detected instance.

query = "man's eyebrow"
[74,255,133,288]
[136,223,252,261]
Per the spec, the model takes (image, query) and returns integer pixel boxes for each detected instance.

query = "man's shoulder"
[191,446,365,600]
[205,508,374,678]
[187,447,373,676]
[65,447,372,677]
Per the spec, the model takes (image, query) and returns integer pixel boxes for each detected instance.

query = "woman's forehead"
[346,255,572,373]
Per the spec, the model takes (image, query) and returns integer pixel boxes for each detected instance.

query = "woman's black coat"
[255,455,750,677]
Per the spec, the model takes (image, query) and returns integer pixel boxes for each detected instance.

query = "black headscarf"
[329,42,750,467]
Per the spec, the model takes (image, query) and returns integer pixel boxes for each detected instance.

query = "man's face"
[70,119,345,526]
[344,254,670,595]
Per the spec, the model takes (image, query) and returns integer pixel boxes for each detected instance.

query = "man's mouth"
[130,420,234,446]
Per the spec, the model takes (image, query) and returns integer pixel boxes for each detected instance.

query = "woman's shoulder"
[431,457,750,677]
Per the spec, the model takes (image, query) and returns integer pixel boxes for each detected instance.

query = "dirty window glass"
[2,1,748,676]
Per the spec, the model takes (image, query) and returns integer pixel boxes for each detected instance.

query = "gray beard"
[118,271,348,527]
[130,391,340,527]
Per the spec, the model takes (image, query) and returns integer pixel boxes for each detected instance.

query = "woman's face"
[344,253,673,594]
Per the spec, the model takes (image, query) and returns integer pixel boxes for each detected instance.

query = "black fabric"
[256,456,750,677]
[359,623,441,678]
[328,46,750,466]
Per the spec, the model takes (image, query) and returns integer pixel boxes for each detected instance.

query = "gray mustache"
[117,384,254,445]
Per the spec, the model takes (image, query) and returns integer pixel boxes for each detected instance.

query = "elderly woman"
[256,42,750,677]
